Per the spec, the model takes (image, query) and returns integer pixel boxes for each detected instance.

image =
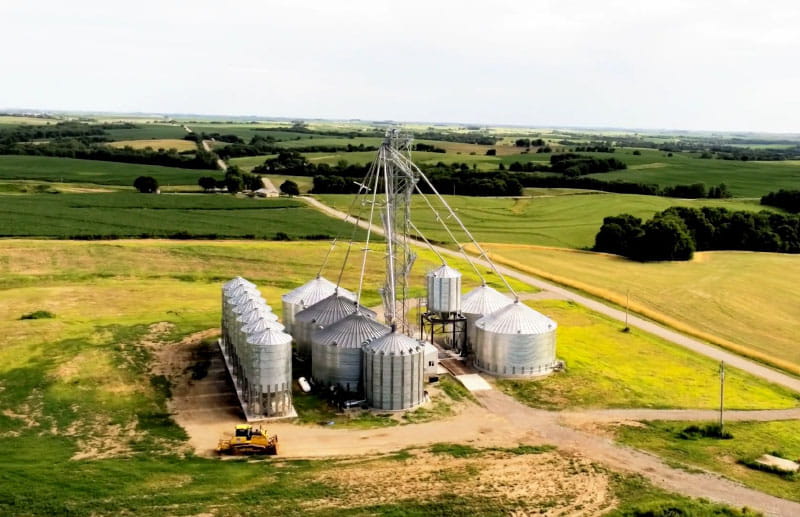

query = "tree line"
[594,206,800,261]
[761,189,800,213]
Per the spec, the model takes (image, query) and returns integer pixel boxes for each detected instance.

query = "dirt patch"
[312,449,614,515]
[71,418,140,460]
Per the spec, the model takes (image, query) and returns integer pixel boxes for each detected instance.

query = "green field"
[315,191,773,249]
[499,300,798,410]
[480,245,800,371]
[588,149,800,197]
[0,155,215,186]
[0,193,363,240]
[615,420,800,502]
[0,239,777,515]
[104,124,188,141]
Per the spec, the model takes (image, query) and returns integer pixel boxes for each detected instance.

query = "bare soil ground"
[311,449,615,516]
[155,327,800,516]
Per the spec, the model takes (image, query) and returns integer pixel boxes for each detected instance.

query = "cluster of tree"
[411,130,497,145]
[661,182,731,199]
[133,176,159,193]
[512,173,661,195]
[198,176,227,191]
[311,168,523,197]
[761,189,800,213]
[215,137,378,159]
[549,154,627,176]
[1,139,219,169]
[595,206,800,261]
[280,180,300,196]
[414,142,446,153]
[183,132,245,144]
[221,165,262,193]
[0,121,127,145]
[514,138,546,147]
[571,145,615,153]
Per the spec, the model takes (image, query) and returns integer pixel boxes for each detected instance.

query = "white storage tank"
[426,265,462,314]
[245,328,294,417]
[292,293,374,358]
[474,301,558,377]
[281,275,355,335]
[311,311,390,392]
[461,284,514,351]
[363,328,425,410]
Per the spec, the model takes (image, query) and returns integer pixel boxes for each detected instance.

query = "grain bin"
[245,328,294,417]
[281,275,356,335]
[426,265,462,314]
[461,284,514,352]
[311,311,390,392]
[473,301,558,377]
[292,293,375,358]
[363,328,425,410]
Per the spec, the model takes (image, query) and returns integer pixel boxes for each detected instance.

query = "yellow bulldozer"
[216,424,278,455]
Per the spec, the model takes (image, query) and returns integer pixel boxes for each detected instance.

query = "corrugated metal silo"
[281,275,355,335]
[246,328,294,417]
[426,265,462,314]
[292,293,374,357]
[474,301,558,377]
[461,284,514,351]
[311,311,390,392]
[363,328,425,410]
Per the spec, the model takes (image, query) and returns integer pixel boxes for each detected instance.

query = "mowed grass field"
[499,300,798,410]
[0,240,784,515]
[0,155,215,186]
[481,245,800,372]
[315,191,772,249]
[615,420,800,502]
[0,192,360,240]
[107,139,198,152]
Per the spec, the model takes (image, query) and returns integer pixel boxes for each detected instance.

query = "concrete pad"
[456,373,493,392]
[756,454,800,473]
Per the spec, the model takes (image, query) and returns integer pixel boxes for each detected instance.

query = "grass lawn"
[315,192,772,249]
[496,300,799,410]
[0,192,361,240]
[0,239,769,516]
[615,420,800,502]
[0,155,215,186]
[481,245,800,372]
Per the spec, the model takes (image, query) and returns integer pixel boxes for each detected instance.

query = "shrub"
[19,310,55,320]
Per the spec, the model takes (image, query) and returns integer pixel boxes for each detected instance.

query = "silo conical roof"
[223,276,256,292]
[365,328,422,355]
[282,275,355,306]
[476,301,557,335]
[428,264,461,279]
[462,284,514,316]
[246,328,293,347]
[295,293,374,328]
[232,298,268,315]
[242,317,285,335]
[314,311,390,349]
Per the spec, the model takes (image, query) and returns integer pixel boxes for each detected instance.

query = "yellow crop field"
[479,244,800,370]
[108,139,198,152]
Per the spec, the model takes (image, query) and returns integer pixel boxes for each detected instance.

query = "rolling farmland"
[315,191,774,249]
[0,156,214,186]
[0,193,363,240]
[480,244,800,368]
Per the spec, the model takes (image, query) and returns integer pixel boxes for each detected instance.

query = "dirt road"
[299,196,800,394]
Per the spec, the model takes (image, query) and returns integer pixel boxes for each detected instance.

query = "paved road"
[300,196,800,394]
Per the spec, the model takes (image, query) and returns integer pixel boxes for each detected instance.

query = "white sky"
[1,0,798,132]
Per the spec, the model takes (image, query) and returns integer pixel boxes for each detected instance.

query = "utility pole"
[719,361,725,433]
